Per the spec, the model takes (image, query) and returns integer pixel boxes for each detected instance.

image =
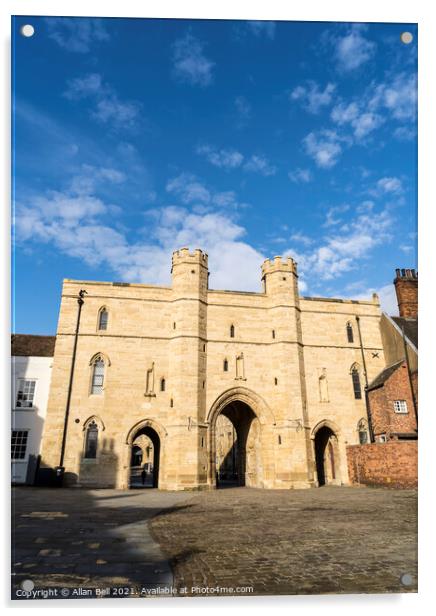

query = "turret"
[171,248,208,298]
[261,256,299,302]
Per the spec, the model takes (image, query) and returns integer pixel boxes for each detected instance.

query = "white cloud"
[64,73,141,129]
[246,21,276,39]
[291,81,336,114]
[369,73,417,121]
[243,155,276,176]
[285,207,393,281]
[331,100,383,140]
[376,176,403,194]
[172,33,215,87]
[166,173,211,204]
[334,25,376,72]
[15,172,265,292]
[44,17,109,53]
[352,284,399,316]
[288,168,312,183]
[196,145,244,169]
[303,130,344,168]
[323,204,350,227]
[290,232,314,247]
[394,126,416,141]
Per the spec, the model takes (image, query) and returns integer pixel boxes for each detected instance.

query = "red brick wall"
[347,441,417,488]
[368,361,417,438]
[394,275,418,318]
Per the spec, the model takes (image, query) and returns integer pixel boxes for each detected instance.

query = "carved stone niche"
[144,362,156,397]
[235,352,247,381]
[318,368,329,403]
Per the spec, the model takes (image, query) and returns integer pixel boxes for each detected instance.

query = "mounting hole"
[20,24,35,38]
[400,573,413,586]
[400,32,413,45]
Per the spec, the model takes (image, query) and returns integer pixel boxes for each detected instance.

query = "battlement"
[261,256,297,278]
[172,248,209,270]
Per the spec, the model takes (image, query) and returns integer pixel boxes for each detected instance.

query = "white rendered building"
[11,335,55,484]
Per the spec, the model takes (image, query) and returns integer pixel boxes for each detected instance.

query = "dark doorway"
[215,401,258,488]
[129,426,160,489]
[314,426,337,486]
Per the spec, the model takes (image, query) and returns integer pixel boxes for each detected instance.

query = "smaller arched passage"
[312,421,341,487]
[126,421,163,489]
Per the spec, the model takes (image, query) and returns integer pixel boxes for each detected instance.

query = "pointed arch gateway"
[311,420,342,486]
[125,419,167,489]
[207,387,276,489]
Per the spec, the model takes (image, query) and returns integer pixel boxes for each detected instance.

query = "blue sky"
[12,16,417,334]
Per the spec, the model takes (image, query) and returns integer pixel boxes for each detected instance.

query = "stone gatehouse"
[40,248,386,490]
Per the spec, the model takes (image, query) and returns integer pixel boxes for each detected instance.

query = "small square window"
[394,400,408,414]
[16,379,36,408]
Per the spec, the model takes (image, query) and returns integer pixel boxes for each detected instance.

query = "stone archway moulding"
[207,386,277,427]
[125,418,168,445]
[310,419,341,440]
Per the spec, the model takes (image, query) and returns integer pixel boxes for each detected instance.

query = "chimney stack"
[394,268,418,319]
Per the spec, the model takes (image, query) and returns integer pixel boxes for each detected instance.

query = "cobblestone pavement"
[12,486,417,600]
[150,486,418,596]
[12,487,192,600]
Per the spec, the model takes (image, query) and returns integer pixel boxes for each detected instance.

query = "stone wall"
[346,441,417,488]
[40,248,385,490]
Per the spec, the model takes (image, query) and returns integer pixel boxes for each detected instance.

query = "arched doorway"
[129,426,160,489]
[214,400,261,488]
[313,424,340,486]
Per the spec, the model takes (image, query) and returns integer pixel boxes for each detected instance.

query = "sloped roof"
[391,317,418,349]
[367,359,405,391]
[11,334,56,357]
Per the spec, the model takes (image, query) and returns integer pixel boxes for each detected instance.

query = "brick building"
[367,268,418,442]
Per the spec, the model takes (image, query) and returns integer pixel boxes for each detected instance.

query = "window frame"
[98,307,109,331]
[394,399,408,414]
[15,378,37,409]
[90,357,105,395]
[84,421,99,459]
[346,322,354,343]
[351,366,362,400]
[11,430,29,460]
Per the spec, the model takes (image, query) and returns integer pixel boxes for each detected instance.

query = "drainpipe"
[58,290,87,475]
[401,324,418,430]
[355,316,374,443]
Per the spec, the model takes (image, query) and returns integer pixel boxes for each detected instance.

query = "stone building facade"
[40,248,386,490]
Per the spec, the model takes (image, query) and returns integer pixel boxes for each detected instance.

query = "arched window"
[160,378,166,392]
[91,356,105,395]
[230,324,235,338]
[346,322,354,343]
[351,365,362,399]
[84,421,98,458]
[357,418,368,444]
[98,308,108,331]
[223,359,229,372]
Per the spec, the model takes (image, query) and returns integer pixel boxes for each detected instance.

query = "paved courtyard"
[12,485,417,599]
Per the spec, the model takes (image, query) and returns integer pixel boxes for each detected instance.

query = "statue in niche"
[319,368,329,402]
[235,352,246,380]
[145,362,156,397]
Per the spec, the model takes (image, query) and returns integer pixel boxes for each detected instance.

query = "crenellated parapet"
[261,256,298,279]
[171,248,208,271]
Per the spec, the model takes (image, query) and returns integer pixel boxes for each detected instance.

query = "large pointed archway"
[207,387,276,489]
